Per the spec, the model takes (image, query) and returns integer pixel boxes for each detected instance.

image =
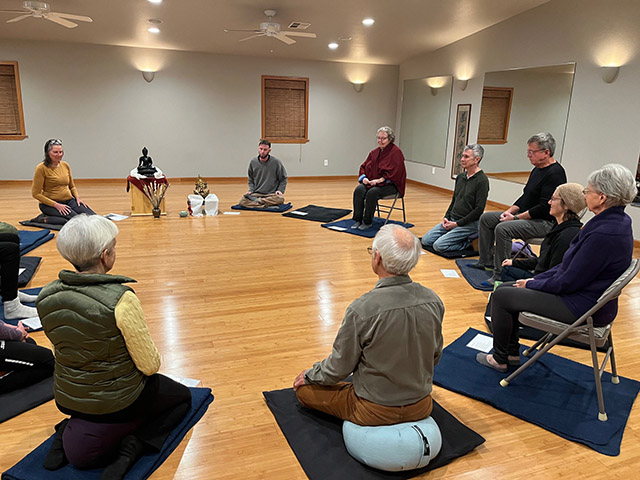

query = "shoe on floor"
[476,353,507,372]
[350,221,361,229]
[467,262,492,271]
[18,291,38,303]
[358,223,373,230]
[481,272,501,287]
[3,297,38,320]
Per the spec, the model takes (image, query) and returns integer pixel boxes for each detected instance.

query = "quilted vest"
[38,270,146,415]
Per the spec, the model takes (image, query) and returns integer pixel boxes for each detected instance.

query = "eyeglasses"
[367,246,374,254]
[583,188,601,195]
[526,148,546,157]
[376,136,389,141]
[550,196,562,202]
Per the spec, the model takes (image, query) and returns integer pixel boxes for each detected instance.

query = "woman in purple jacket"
[477,164,636,372]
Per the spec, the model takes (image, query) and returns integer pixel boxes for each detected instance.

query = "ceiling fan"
[0,1,92,28]
[224,9,316,45]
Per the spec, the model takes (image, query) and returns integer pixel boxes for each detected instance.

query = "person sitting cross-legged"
[294,224,444,425]
[422,144,489,252]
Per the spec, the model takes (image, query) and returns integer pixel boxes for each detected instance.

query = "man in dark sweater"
[472,132,566,283]
[238,139,288,208]
[422,144,489,252]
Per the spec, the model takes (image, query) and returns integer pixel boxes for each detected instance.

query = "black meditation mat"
[422,244,478,259]
[263,387,484,480]
[20,215,66,231]
[321,218,414,239]
[18,257,41,288]
[0,376,54,424]
[2,386,214,480]
[0,288,42,331]
[231,202,293,212]
[282,205,351,223]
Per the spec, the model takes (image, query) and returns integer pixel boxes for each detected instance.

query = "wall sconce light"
[601,66,620,84]
[352,82,365,93]
[430,87,439,96]
[142,71,156,83]
[458,79,469,91]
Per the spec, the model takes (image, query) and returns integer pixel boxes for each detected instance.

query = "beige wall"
[398,0,640,237]
[0,40,398,180]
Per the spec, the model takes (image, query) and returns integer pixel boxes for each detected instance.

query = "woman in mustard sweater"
[31,139,95,220]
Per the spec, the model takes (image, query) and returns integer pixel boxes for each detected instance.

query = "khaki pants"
[295,382,433,426]
[238,192,285,208]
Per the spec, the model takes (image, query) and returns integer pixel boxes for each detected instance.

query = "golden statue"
[194,175,210,198]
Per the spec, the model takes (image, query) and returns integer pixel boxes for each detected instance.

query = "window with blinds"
[262,76,309,143]
[477,86,513,145]
[0,61,27,140]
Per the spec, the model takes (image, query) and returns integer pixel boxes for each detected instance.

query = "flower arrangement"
[141,181,169,218]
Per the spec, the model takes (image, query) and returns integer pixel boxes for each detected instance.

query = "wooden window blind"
[262,75,309,143]
[477,86,513,145]
[0,61,27,140]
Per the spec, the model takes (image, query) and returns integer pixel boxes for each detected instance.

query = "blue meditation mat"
[434,328,640,455]
[18,230,55,255]
[0,288,42,331]
[18,257,41,288]
[282,205,351,223]
[231,202,293,212]
[0,376,54,424]
[1,386,214,480]
[321,218,414,239]
[263,387,484,479]
[455,259,493,291]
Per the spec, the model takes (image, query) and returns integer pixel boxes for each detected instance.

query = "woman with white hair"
[351,126,407,230]
[478,164,635,372]
[37,215,191,479]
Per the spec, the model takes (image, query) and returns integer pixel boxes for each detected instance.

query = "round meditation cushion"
[342,417,442,472]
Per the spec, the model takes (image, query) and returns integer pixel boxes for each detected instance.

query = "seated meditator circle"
[342,417,442,472]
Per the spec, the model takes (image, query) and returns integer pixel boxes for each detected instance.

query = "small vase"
[152,207,161,219]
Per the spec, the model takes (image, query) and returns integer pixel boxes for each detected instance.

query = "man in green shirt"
[422,144,489,252]
[293,225,444,425]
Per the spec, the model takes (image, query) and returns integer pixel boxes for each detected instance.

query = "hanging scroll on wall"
[451,104,471,179]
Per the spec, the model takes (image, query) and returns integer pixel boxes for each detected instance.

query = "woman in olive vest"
[37,214,191,479]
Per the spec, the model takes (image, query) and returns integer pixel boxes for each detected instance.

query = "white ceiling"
[0,0,550,65]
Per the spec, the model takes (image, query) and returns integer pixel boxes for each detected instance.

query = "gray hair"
[371,224,421,275]
[527,132,556,156]
[587,163,636,207]
[57,214,118,271]
[377,126,396,144]
[464,143,484,161]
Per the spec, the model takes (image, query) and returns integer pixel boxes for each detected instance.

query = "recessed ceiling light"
[148,27,160,34]
[328,42,339,50]
[362,18,375,26]
[338,36,352,41]
[148,0,163,4]
[147,18,163,25]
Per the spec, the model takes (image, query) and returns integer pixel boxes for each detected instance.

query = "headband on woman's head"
[45,139,63,153]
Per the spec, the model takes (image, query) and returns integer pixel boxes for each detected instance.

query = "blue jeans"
[421,220,478,252]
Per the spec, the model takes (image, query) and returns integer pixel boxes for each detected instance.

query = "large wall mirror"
[399,75,453,167]
[480,63,575,184]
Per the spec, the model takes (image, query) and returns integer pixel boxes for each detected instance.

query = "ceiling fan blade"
[6,14,32,23]
[44,14,77,28]
[52,13,93,23]
[0,9,28,14]
[239,33,266,42]
[281,32,316,38]
[275,33,296,45]
[225,28,263,33]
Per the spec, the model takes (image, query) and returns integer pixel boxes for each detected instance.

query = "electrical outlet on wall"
[324,159,329,167]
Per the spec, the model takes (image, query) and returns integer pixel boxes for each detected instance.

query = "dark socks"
[100,435,145,480]
[43,418,69,470]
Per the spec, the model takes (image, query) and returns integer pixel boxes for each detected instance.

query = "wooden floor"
[1,178,640,479]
